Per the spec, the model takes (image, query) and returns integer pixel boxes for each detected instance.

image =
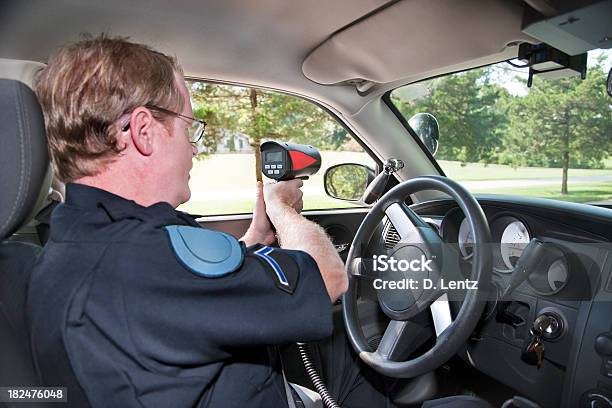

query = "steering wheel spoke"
[376,320,410,360]
[375,316,437,362]
[429,293,453,337]
[348,257,378,280]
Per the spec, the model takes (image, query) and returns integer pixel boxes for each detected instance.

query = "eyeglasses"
[121,104,207,144]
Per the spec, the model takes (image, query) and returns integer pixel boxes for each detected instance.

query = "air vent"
[382,217,441,249]
[382,219,401,250]
[367,335,382,352]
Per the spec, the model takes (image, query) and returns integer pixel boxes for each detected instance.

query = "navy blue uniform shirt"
[27,183,333,407]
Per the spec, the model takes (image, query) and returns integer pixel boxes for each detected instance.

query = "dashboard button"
[596,334,612,357]
[602,361,612,378]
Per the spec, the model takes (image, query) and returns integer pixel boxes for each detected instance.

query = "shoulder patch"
[164,225,244,278]
[253,246,299,294]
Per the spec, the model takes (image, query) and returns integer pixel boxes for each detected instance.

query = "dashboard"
[377,195,612,408]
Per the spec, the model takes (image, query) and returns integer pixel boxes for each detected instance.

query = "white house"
[215,129,253,153]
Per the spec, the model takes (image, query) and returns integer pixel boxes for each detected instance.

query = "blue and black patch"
[252,245,299,294]
[164,225,244,278]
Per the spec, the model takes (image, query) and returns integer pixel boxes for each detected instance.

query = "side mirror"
[607,67,612,97]
[324,163,376,202]
[408,113,440,156]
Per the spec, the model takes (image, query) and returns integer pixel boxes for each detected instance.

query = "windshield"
[390,49,612,205]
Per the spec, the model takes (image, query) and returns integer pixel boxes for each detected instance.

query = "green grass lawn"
[477,182,612,203]
[439,160,612,181]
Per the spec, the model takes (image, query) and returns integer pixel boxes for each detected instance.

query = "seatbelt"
[282,363,299,408]
[277,346,298,408]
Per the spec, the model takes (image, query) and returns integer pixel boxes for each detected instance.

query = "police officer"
[28,35,348,407]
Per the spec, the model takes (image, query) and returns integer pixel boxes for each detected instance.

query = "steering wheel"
[343,175,492,378]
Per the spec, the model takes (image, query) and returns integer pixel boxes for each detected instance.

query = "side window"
[178,81,377,216]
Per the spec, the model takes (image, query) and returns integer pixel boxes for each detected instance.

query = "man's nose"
[191,143,198,156]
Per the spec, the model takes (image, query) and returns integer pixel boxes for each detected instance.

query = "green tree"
[501,56,612,193]
[393,67,509,165]
[187,81,348,158]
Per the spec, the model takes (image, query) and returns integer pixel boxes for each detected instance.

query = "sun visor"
[302,0,535,85]
[522,0,612,56]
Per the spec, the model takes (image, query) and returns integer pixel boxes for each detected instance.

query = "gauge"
[457,217,473,258]
[546,258,569,293]
[528,255,569,295]
[500,220,530,270]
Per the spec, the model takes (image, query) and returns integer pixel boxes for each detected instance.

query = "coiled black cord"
[297,343,340,408]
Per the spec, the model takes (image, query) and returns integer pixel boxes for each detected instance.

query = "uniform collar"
[65,183,139,211]
[64,183,197,226]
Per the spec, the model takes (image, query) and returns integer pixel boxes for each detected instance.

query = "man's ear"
[129,107,155,156]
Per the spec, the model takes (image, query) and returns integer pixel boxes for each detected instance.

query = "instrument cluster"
[440,209,569,296]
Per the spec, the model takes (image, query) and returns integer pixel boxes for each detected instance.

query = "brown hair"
[35,34,184,182]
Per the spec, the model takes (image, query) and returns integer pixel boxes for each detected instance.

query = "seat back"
[0,242,41,387]
[0,79,49,403]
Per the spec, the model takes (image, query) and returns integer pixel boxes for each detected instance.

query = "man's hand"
[262,179,347,302]
[263,179,304,223]
[240,182,276,247]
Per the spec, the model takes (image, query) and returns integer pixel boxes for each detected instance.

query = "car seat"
[0,78,51,406]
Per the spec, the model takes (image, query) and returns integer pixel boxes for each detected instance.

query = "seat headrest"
[0,79,49,240]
